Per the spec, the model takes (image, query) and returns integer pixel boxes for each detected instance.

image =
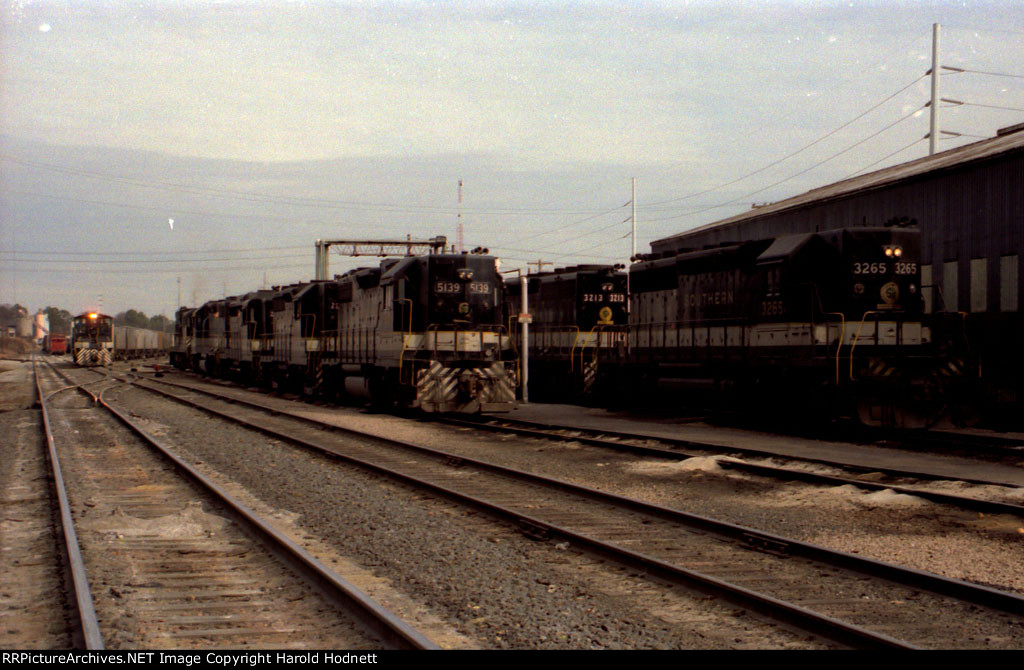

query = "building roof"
[655,124,1024,247]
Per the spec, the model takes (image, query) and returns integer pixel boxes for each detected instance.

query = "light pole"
[502,269,530,403]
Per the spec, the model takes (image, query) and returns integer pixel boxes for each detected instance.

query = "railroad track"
[112,369,1024,649]
[128,366,1024,513]
[433,415,1024,517]
[846,422,1024,460]
[629,406,1024,460]
[32,359,437,650]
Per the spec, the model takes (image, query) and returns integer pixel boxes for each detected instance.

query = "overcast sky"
[2,0,1022,318]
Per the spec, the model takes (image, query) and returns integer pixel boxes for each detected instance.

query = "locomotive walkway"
[507,404,1024,489]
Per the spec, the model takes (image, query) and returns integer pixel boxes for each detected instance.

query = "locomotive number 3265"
[852,262,917,275]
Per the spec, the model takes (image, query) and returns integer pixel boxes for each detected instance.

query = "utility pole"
[631,177,637,260]
[628,178,637,313]
[929,23,940,155]
[457,179,464,254]
[529,259,552,274]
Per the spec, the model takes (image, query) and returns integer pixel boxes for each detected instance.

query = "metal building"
[651,124,1024,416]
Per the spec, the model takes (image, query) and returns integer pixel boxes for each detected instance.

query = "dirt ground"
[0,358,35,412]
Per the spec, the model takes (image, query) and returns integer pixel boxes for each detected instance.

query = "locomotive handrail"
[397,299,414,385]
[505,315,523,387]
[530,325,580,356]
[849,311,884,381]
[398,299,414,339]
[822,313,846,385]
[423,322,517,364]
[628,317,745,353]
[299,312,316,338]
[574,324,627,372]
[565,327,582,372]
[578,326,599,373]
[426,323,442,358]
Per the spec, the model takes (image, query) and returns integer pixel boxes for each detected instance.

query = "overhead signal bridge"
[314,236,448,280]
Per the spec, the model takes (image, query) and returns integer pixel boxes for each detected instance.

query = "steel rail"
[43,361,439,651]
[854,422,1024,457]
[130,373,1024,617]
[32,359,105,649]
[443,415,1021,488]
[436,416,1024,517]
[121,376,1024,648]
[119,374,918,649]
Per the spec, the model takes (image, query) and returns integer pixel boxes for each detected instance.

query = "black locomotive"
[505,265,628,400]
[70,312,114,366]
[514,226,968,426]
[172,251,518,413]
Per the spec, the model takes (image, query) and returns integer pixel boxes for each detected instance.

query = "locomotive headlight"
[884,248,893,257]
[894,247,903,257]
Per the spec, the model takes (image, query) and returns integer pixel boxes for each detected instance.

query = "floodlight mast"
[314,236,448,280]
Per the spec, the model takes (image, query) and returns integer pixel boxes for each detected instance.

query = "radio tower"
[457,179,464,254]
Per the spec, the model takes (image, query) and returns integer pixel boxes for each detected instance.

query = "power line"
[642,102,928,224]
[957,101,1024,113]
[9,261,311,275]
[958,67,1024,80]
[2,188,353,225]
[3,245,308,257]
[844,136,927,179]
[508,203,629,245]
[1,253,310,265]
[941,24,1024,38]
[0,154,617,216]
[643,73,928,209]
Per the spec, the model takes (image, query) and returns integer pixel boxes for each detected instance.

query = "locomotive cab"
[507,265,628,401]
[381,253,503,331]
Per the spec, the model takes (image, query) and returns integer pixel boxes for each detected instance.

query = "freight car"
[113,326,170,360]
[173,251,518,413]
[505,265,628,401]
[71,312,114,366]
[624,225,968,426]
[70,312,169,366]
[44,334,67,355]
